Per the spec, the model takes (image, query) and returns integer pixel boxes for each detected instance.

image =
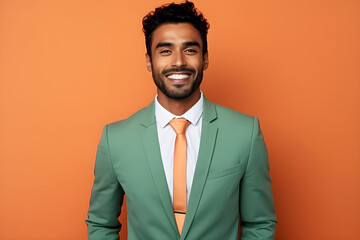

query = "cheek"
[188,57,204,69]
[151,60,167,72]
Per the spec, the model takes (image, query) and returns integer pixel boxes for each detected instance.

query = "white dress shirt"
[154,93,203,203]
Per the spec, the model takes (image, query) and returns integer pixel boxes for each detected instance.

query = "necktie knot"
[169,118,190,135]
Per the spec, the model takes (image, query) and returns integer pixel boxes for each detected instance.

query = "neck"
[157,89,201,116]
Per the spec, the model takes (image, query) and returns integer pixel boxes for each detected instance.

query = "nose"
[171,51,186,67]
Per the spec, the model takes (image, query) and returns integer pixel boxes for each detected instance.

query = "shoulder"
[215,103,258,133]
[205,98,256,127]
[105,101,155,134]
[215,103,254,122]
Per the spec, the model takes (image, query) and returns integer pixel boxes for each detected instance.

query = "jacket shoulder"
[106,101,154,133]
[214,103,256,125]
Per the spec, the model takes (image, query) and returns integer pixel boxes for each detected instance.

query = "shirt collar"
[155,92,203,128]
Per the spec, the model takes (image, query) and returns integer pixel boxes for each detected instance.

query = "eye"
[185,49,197,54]
[160,49,171,55]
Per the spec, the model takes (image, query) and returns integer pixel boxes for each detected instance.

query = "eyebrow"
[155,41,200,49]
[184,41,200,47]
[155,42,173,49]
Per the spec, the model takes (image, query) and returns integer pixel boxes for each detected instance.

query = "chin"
[154,74,202,100]
[165,91,193,99]
[163,85,199,99]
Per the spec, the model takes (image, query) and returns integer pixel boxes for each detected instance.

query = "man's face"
[146,23,208,99]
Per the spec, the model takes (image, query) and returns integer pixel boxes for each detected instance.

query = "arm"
[240,117,277,239]
[86,125,125,240]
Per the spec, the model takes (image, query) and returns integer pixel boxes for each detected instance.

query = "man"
[86,1,277,239]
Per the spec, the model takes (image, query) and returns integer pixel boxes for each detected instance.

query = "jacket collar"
[140,96,217,127]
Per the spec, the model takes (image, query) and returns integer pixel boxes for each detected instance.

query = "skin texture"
[146,23,209,116]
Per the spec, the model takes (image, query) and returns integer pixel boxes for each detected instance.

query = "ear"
[145,53,152,72]
[202,52,209,70]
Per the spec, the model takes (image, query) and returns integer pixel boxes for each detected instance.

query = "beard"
[152,66,203,99]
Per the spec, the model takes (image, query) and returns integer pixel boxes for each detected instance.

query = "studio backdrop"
[0,0,359,239]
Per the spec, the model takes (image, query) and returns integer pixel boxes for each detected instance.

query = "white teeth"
[167,74,190,79]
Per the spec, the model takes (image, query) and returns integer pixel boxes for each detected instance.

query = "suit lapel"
[139,102,178,234]
[180,97,218,239]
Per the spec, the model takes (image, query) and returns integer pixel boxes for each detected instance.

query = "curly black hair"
[142,1,210,58]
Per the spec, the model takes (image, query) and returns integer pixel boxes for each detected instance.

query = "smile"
[166,74,190,80]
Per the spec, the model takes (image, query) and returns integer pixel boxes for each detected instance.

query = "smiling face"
[146,23,208,100]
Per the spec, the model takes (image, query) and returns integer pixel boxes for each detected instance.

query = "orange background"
[0,0,359,239]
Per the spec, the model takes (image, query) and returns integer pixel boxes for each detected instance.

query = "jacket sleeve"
[86,125,125,240]
[240,117,277,239]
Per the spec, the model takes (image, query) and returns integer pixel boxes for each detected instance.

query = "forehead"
[151,23,202,48]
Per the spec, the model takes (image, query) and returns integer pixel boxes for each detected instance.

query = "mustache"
[162,67,195,75]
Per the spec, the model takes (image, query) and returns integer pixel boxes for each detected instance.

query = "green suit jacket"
[86,97,277,240]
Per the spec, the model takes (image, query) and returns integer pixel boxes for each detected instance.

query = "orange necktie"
[169,118,190,235]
